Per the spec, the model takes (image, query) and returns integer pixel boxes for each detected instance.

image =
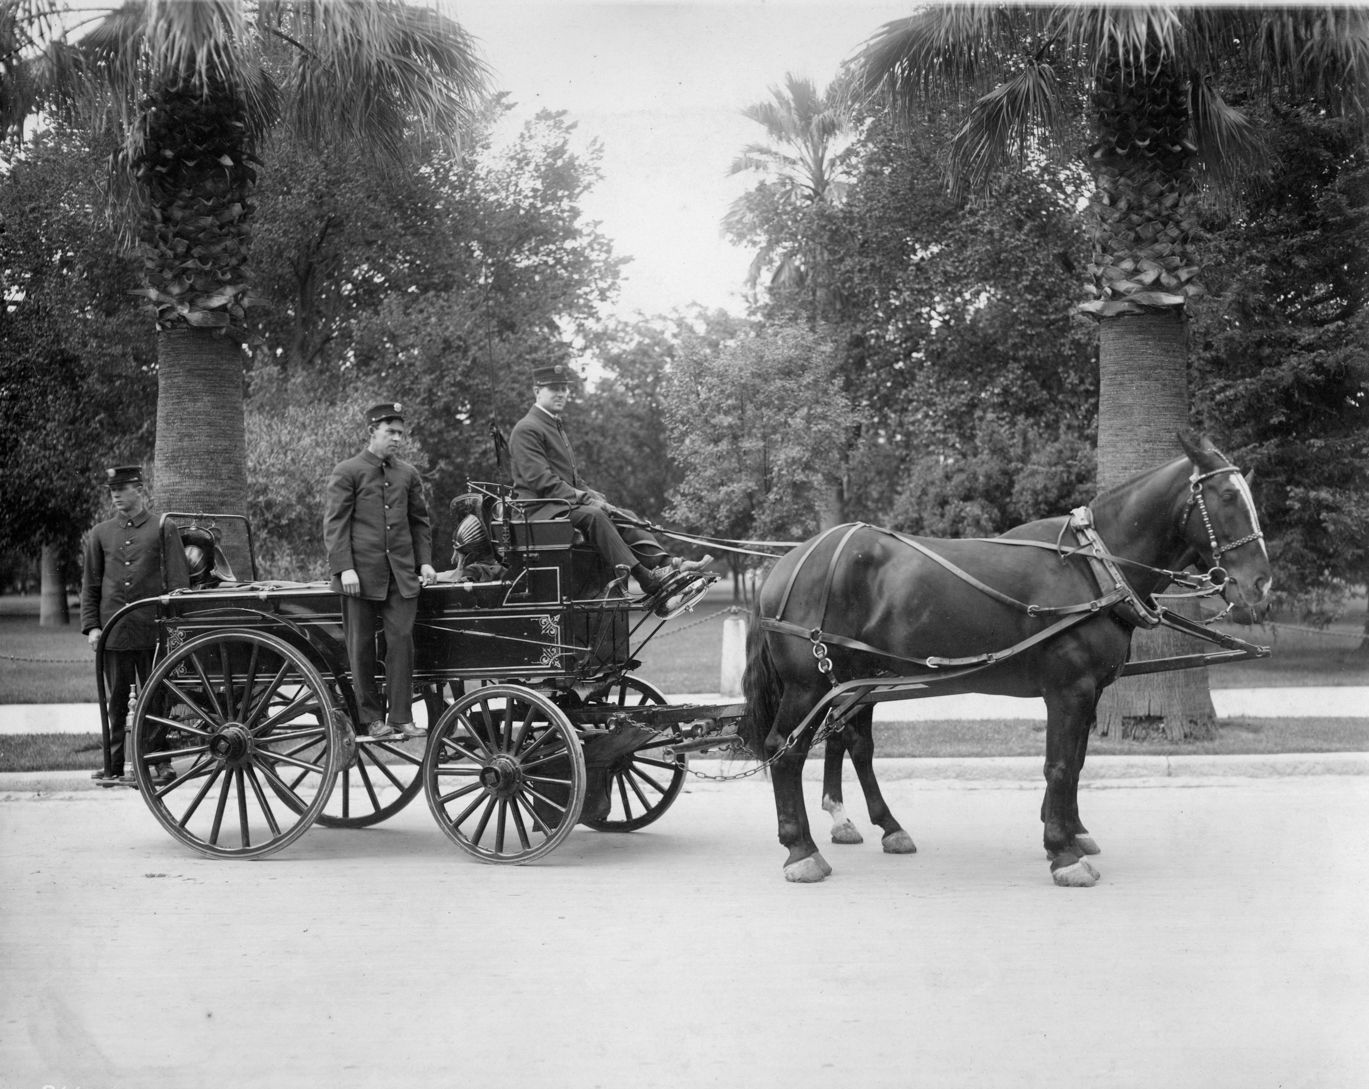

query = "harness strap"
[759,605,1109,671]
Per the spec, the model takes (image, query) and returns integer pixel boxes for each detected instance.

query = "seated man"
[508,363,710,602]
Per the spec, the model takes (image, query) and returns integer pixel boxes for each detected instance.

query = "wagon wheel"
[129,629,340,859]
[574,676,687,833]
[311,685,453,829]
[423,684,586,863]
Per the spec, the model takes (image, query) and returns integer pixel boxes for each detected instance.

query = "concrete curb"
[4,751,1367,798]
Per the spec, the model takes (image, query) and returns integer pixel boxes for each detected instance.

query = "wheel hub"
[209,723,252,764]
[479,755,522,795]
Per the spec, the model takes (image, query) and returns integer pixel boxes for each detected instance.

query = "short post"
[719,608,748,697]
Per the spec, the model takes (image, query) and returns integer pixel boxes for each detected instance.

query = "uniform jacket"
[323,449,432,600]
[509,405,584,503]
[80,509,190,650]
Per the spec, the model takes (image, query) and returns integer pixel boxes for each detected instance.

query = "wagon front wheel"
[574,676,687,833]
[423,684,585,863]
[130,629,339,859]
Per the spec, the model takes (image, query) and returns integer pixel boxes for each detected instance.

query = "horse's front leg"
[1063,695,1102,858]
[1042,683,1101,888]
[820,727,863,844]
[842,710,916,854]
[768,691,831,883]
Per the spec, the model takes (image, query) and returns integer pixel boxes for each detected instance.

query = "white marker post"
[719,608,748,697]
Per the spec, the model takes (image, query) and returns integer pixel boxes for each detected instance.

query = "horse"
[735,431,1272,887]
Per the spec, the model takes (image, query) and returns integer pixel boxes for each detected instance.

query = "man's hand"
[87,628,101,651]
[582,488,609,508]
[420,564,436,587]
[340,569,361,596]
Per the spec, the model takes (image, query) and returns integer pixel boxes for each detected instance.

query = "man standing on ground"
[323,402,435,741]
[508,363,710,600]
[81,464,189,784]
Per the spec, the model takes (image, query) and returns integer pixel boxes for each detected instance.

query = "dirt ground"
[2,772,1367,1089]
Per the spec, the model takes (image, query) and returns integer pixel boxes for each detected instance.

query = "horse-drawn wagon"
[97,433,1273,887]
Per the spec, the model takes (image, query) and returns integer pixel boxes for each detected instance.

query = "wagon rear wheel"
[575,676,687,833]
[423,684,585,863]
[130,629,339,859]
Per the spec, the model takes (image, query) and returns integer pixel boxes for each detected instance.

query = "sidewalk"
[3,686,1366,736]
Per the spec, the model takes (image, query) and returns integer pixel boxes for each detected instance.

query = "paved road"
[3,772,1366,1089]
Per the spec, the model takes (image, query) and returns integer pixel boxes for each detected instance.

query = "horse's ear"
[1244,468,1256,487]
[1176,430,1216,461]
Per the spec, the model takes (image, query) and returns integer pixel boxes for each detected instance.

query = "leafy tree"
[817,107,1097,524]
[573,317,683,522]
[243,369,432,581]
[1191,101,1369,625]
[664,318,856,586]
[0,122,156,622]
[850,4,1367,737]
[2,0,490,523]
[335,110,624,546]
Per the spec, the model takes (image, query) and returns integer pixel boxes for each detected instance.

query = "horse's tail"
[736,603,781,759]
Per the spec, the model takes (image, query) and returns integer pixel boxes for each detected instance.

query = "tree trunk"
[38,543,69,627]
[1094,310,1217,740]
[153,327,250,572]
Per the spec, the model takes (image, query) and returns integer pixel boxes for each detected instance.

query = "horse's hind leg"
[820,728,863,845]
[768,688,832,883]
[843,709,916,854]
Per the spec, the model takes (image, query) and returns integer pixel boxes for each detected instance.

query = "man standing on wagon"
[81,464,189,785]
[508,363,711,601]
[323,402,436,741]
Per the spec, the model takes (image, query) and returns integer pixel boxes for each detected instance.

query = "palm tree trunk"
[38,542,69,627]
[153,328,248,568]
[1095,311,1217,740]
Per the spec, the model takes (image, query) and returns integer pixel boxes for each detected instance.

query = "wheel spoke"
[177,764,225,827]
[244,764,282,838]
[209,771,233,846]
[162,677,220,731]
[242,661,291,731]
[236,642,262,721]
[187,649,228,722]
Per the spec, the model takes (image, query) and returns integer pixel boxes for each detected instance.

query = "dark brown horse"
[735,432,1272,887]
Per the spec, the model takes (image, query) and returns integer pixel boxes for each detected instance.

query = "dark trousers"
[104,647,154,771]
[342,588,418,726]
[567,505,670,572]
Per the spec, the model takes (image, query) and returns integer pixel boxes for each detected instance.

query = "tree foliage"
[664,318,856,543]
[1192,102,1369,605]
[0,123,156,561]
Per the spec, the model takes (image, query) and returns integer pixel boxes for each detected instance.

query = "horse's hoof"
[1072,834,1101,856]
[1050,852,1100,887]
[830,820,864,845]
[881,829,917,854]
[784,855,832,883]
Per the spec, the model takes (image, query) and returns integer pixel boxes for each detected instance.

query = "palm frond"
[1188,77,1266,196]
[847,3,1042,112]
[947,57,1062,197]
[270,0,489,160]
[1247,6,1369,123]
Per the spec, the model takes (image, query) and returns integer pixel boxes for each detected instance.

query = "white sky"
[446,0,912,318]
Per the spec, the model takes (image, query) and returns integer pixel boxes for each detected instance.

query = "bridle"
[1177,465,1266,587]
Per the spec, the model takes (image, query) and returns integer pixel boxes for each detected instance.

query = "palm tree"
[850,4,1367,738]
[1,0,488,522]
[723,72,861,321]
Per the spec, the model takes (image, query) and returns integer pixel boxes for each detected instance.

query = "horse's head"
[1176,431,1272,623]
